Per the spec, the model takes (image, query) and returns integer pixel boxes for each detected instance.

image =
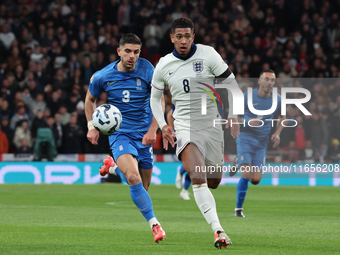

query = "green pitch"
[0,184,339,255]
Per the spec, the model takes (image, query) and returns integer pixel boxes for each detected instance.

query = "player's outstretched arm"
[150,87,175,150]
[85,89,100,145]
[271,115,286,148]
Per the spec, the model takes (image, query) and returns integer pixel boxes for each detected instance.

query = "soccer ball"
[92,104,122,135]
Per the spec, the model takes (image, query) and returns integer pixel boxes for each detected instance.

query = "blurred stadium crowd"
[0,0,340,163]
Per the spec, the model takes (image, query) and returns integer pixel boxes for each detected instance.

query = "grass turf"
[0,184,339,254]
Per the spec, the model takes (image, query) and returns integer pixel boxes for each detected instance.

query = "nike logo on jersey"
[169,72,173,75]
[107,81,117,86]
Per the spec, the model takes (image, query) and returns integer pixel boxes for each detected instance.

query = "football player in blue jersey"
[85,33,166,243]
[232,69,285,217]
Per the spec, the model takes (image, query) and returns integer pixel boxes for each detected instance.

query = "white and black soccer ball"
[92,104,122,135]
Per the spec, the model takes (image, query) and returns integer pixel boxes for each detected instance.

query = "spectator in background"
[58,104,70,125]
[76,100,86,127]
[30,45,44,63]
[0,99,11,121]
[10,102,30,130]
[35,23,47,45]
[62,114,83,153]
[47,90,62,117]
[0,122,9,153]
[326,138,340,162]
[143,17,163,58]
[43,108,51,121]
[53,46,67,70]
[234,7,249,34]
[52,69,68,96]
[68,53,80,78]
[300,140,319,163]
[161,14,173,37]
[31,109,47,141]
[14,64,25,87]
[1,117,13,152]
[0,23,16,51]
[104,0,119,25]
[82,56,93,85]
[7,46,24,71]
[77,42,96,65]
[282,141,299,163]
[66,93,79,113]
[24,33,39,51]
[93,51,107,72]
[54,112,63,152]
[11,14,26,40]
[13,120,32,150]
[34,63,49,88]
[46,116,59,148]
[331,108,340,141]
[117,0,131,34]
[295,116,306,151]
[16,138,31,154]
[0,58,8,82]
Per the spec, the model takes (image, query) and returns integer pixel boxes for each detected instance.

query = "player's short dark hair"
[119,33,142,47]
[259,69,275,77]
[171,17,194,34]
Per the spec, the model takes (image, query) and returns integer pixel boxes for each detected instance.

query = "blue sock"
[184,173,191,190]
[236,177,250,208]
[179,165,186,175]
[129,182,156,221]
[115,167,128,184]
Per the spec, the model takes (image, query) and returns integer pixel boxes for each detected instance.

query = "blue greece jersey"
[236,89,281,168]
[89,58,155,169]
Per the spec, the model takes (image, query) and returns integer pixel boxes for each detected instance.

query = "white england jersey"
[152,44,228,130]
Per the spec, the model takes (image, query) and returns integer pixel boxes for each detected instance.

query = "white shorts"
[175,127,224,166]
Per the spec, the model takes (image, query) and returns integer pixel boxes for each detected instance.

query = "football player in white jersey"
[150,17,239,249]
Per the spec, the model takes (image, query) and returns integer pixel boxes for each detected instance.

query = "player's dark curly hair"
[171,17,194,34]
[119,33,142,47]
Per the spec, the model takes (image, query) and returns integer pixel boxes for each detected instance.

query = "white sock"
[192,183,223,233]
[148,217,160,229]
[108,165,117,175]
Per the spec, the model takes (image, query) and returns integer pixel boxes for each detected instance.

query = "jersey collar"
[172,43,197,60]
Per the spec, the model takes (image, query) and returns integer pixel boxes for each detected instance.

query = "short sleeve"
[147,64,155,89]
[208,47,229,77]
[88,71,102,98]
[151,62,165,91]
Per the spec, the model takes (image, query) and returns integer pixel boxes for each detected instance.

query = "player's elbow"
[208,178,221,189]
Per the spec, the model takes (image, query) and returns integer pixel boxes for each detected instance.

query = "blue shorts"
[236,137,267,171]
[109,132,153,170]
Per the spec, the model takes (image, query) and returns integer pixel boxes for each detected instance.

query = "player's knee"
[208,182,219,189]
[208,179,221,189]
[250,178,261,185]
[127,172,141,185]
